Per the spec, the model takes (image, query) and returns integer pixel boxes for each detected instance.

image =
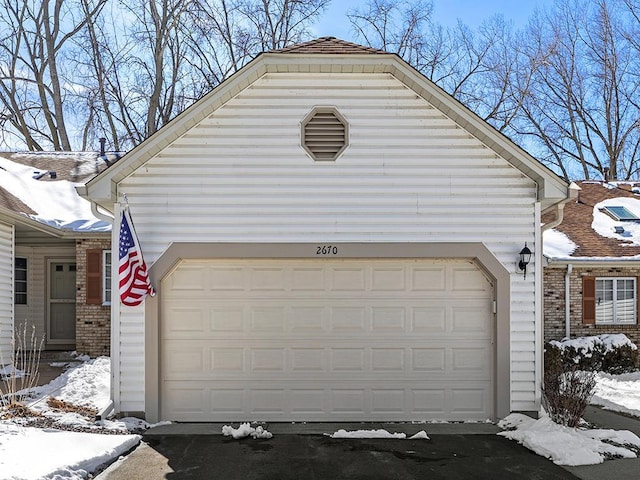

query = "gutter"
[541,182,581,233]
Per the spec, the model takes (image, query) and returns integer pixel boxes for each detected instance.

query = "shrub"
[547,334,638,374]
[542,360,596,427]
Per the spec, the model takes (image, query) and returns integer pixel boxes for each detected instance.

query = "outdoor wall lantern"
[518,243,532,279]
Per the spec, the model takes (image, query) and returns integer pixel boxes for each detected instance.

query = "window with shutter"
[594,277,636,324]
[301,107,348,161]
[86,249,102,304]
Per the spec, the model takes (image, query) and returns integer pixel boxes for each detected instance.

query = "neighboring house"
[544,181,640,346]
[80,37,570,423]
[0,152,113,361]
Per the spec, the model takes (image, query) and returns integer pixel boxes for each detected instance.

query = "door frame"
[46,257,77,347]
[142,242,511,423]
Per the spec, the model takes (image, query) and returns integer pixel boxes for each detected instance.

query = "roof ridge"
[270,36,387,55]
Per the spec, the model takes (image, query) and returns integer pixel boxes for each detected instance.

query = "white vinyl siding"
[115,72,539,413]
[596,278,636,325]
[0,223,13,363]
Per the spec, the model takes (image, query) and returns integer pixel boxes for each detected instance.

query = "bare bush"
[542,361,596,427]
[0,323,43,409]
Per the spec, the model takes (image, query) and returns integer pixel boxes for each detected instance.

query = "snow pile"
[498,413,640,466]
[0,355,144,479]
[222,423,273,439]
[0,424,140,480]
[29,356,112,413]
[0,365,26,378]
[592,197,640,246]
[330,429,429,439]
[0,156,110,232]
[592,371,640,417]
[543,228,578,259]
[550,334,637,358]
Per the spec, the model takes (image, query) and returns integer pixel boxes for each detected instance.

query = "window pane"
[103,250,112,304]
[596,279,614,324]
[14,257,27,305]
[616,279,636,324]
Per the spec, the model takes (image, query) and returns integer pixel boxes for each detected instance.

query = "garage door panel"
[411,307,446,333]
[163,381,493,421]
[161,259,494,421]
[209,266,244,290]
[371,267,406,291]
[163,343,491,379]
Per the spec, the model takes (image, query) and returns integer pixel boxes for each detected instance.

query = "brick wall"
[75,238,111,357]
[544,265,640,346]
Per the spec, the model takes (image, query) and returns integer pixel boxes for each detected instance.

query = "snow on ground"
[0,425,140,480]
[330,429,429,440]
[3,354,640,477]
[592,371,640,417]
[498,413,640,466]
[222,423,273,439]
[0,357,143,480]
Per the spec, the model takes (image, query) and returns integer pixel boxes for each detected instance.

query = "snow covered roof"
[0,152,112,234]
[543,181,640,261]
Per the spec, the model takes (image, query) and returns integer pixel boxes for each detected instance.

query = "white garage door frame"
[144,243,510,423]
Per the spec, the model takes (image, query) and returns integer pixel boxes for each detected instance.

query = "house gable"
[81,37,568,213]
[82,37,571,421]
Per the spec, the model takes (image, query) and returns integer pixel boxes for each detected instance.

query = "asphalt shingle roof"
[271,36,386,54]
[545,181,640,258]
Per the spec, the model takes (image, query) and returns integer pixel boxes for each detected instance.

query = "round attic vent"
[301,107,348,161]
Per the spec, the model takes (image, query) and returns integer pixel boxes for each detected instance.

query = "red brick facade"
[75,238,111,357]
[544,265,640,346]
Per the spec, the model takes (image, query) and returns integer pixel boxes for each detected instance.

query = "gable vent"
[302,107,348,161]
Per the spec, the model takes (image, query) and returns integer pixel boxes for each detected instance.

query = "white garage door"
[160,258,494,422]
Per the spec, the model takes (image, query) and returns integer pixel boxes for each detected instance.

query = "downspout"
[541,182,581,233]
[565,264,573,339]
[91,202,114,223]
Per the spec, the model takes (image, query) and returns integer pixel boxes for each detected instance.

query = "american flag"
[119,208,155,306]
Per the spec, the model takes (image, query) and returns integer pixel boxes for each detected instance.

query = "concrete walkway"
[561,406,640,480]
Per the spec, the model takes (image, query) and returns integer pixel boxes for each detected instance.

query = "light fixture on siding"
[517,243,532,279]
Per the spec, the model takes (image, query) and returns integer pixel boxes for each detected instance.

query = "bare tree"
[513,0,640,180]
[184,0,330,96]
[347,1,527,133]
[0,0,105,150]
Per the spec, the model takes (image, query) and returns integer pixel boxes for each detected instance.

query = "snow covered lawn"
[0,357,144,480]
[592,371,640,416]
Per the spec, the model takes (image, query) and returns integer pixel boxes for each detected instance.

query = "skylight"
[603,205,640,221]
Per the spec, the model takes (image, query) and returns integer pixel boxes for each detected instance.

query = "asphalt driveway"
[98,428,578,480]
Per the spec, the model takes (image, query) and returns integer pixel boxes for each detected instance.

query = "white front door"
[48,260,76,346]
[160,258,495,422]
